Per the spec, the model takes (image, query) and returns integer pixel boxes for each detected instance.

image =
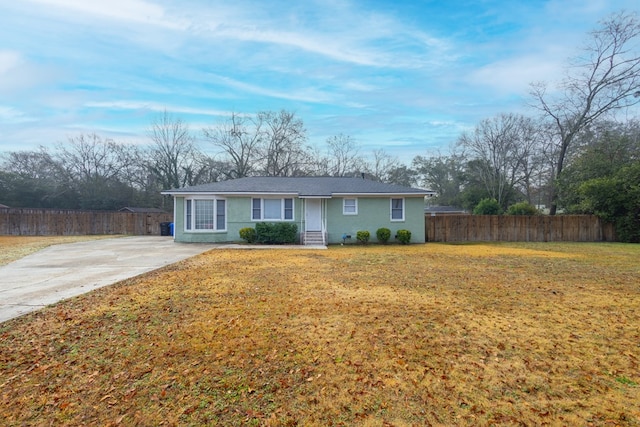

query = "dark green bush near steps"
[255,222,298,244]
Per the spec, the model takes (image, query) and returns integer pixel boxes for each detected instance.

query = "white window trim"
[343,198,358,215]
[390,197,405,222]
[251,197,295,221]
[184,196,227,232]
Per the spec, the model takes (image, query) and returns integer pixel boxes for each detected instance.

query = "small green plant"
[356,230,370,244]
[376,227,391,244]
[473,198,502,215]
[506,202,539,215]
[615,376,637,386]
[239,227,257,243]
[396,229,411,244]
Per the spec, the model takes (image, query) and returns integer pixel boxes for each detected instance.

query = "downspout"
[172,196,177,241]
[323,199,327,245]
[301,198,305,245]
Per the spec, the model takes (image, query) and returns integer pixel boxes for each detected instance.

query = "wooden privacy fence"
[0,208,173,236]
[425,214,616,242]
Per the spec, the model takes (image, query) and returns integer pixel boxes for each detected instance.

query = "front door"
[305,199,322,231]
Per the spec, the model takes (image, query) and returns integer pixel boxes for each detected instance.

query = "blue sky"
[1,0,637,162]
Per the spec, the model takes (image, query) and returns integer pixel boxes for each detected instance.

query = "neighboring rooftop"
[425,206,469,215]
[163,176,433,197]
[119,207,168,213]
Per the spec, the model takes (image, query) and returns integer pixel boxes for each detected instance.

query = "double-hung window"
[252,198,294,221]
[343,198,357,215]
[185,198,226,231]
[390,198,404,221]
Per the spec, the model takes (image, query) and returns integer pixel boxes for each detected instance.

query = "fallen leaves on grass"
[0,235,118,266]
[1,243,639,426]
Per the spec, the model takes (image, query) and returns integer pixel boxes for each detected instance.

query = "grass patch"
[1,243,639,425]
[0,235,119,266]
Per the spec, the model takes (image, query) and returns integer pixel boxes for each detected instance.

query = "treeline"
[0,110,416,212]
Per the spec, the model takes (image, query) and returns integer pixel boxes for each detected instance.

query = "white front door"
[305,199,322,231]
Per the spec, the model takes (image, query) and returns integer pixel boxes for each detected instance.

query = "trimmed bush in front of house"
[255,222,298,244]
[376,227,391,244]
[239,227,257,243]
[396,229,411,244]
[356,230,370,244]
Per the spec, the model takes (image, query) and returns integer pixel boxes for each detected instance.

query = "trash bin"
[169,222,174,236]
[160,222,171,236]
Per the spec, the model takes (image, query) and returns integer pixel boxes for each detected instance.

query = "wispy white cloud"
[85,100,233,118]
[468,54,565,95]
[0,106,37,124]
[0,50,22,74]
[24,0,188,30]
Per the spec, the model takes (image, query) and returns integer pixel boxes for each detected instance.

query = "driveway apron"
[0,236,216,323]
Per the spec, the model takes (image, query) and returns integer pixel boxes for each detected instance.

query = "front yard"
[1,242,639,425]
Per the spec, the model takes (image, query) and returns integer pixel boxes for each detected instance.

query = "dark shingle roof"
[163,177,429,197]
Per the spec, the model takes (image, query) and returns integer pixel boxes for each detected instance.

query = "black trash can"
[160,222,171,236]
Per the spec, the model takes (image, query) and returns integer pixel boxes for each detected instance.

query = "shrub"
[356,230,370,244]
[396,229,411,244]
[239,227,257,243]
[376,227,391,244]
[255,222,298,244]
[506,202,539,215]
[473,198,502,215]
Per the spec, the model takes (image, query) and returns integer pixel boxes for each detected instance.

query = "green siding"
[325,196,425,244]
[173,196,304,243]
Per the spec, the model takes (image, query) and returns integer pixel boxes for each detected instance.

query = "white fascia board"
[331,192,430,197]
[161,191,300,197]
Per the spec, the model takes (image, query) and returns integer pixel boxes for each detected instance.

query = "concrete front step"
[304,232,325,245]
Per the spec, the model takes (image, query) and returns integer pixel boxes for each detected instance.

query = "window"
[216,200,226,230]
[391,198,404,221]
[184,198,226,231]
[195,200,214,229]
[186,200,192,230]
[251,198,294,221]
[343,198,357,215]
[284,198,293,220]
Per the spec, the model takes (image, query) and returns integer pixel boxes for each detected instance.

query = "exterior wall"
[173,196,304,243]
[326,196,426,244]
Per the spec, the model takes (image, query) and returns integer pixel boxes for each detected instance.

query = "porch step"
[304,231,325,246]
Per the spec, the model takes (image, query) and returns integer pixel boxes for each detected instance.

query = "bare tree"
[325,134,364,176]
[364,149,400,182]
[458,114,540,208]
[202,112,263,179]
[259,110,308,176]
[1,147,70,207]
[55,134,138,209]
[531,11,640,214]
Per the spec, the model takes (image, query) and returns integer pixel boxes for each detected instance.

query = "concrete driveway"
[0,236,217,323]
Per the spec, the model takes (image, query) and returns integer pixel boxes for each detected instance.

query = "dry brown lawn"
[1,242,639,426]
[0,235,117,266]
